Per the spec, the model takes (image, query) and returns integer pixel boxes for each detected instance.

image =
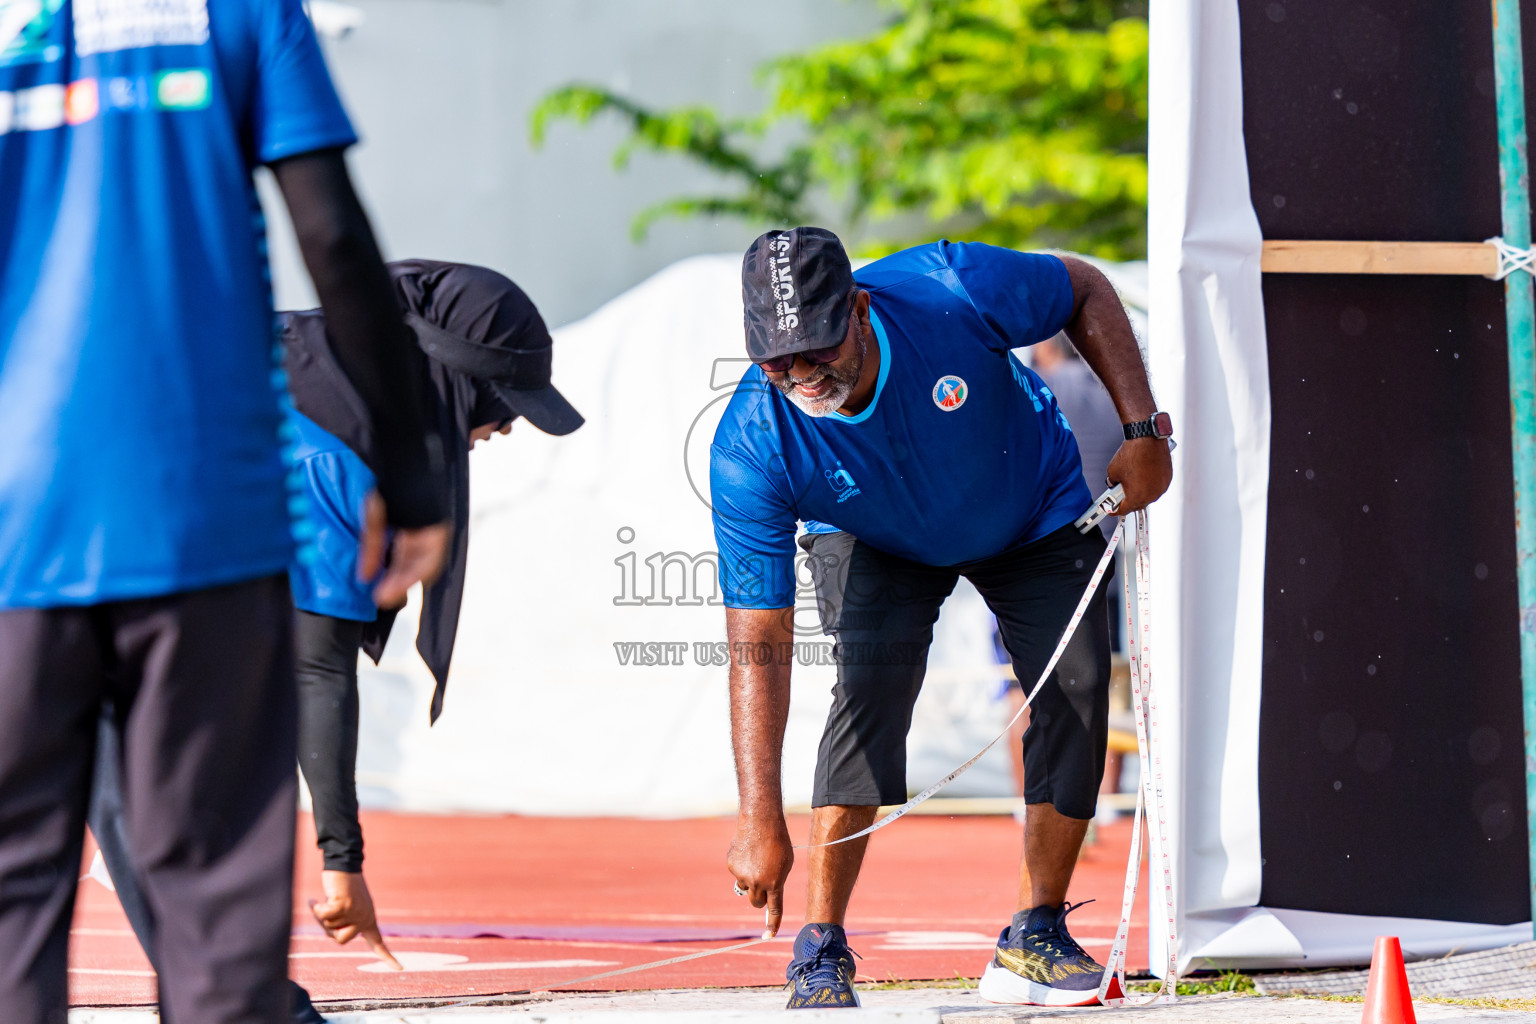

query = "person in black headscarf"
[281,260,584,965]
[88,261,582,1013]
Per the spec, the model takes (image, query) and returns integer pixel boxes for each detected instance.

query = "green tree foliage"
[530,0,1148,259]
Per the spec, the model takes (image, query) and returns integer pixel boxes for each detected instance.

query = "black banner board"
[1242,0,1533,924]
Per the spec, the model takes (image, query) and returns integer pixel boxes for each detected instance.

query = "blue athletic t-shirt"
[0,0,357,607]
[286,411,378,621]
[710,241,1093,609]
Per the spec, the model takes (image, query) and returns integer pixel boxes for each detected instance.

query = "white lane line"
[359,952,616,974]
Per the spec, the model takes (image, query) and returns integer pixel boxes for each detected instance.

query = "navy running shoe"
[977,901,1120,1006]
[785,922,861,1009]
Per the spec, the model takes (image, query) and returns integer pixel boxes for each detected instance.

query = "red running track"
[69,812,1148,1007]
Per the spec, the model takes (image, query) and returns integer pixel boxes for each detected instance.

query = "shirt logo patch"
[825,464,860,503]
[932,375,967,411]
[154,68,209,110]
[64,78,97,124]
[12,82,63,130]
[105,75,148,111]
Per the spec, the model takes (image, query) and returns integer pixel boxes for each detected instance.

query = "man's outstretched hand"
[359,491,451,608]
[727,814,794,939]
[310,869,402,970]
[1107,437,1173,514]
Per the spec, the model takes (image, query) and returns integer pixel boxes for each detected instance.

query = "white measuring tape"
[445,508,1177,1009]
[1096,509,1178,1006]
[442,936,779,1010]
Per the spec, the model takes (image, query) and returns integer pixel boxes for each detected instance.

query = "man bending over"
[712,228,1171,1009]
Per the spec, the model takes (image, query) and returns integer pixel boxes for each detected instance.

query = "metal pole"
[1492,0,1536,935]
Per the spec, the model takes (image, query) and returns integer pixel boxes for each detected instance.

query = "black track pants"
[0,576,296,1024]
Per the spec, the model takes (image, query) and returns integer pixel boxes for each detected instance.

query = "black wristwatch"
[1124,411,1173,441]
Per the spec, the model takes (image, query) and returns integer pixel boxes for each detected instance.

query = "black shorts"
[800,523,1111,820]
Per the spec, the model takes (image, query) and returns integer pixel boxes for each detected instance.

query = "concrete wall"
[262,0,882,326]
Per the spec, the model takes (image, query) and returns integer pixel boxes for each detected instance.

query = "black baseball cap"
[741,227,856,362]
[395,261,585,437]
[409,311,583,436]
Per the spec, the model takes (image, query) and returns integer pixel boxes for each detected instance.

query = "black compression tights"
[295,609,366,872]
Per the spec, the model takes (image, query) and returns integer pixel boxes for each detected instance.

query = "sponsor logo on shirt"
[770,233,800,332]
[12,81,62,130]
[65,77,97,123]
[105,74,148,110]
[0,68,206,133]
[825,463,860,503]
[72,0,208,56]
[0,0,65,67]
[153,67,208,109]
[932,375,968,411]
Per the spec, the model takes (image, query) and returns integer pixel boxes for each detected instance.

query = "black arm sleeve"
[271,148,447,528]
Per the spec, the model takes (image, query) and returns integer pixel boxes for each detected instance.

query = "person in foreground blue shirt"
[713,228,1173,1010]
[0,0,449,1020]
[85,260,579,1018]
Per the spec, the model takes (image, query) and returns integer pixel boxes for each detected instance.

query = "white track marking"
[360,952,615,974]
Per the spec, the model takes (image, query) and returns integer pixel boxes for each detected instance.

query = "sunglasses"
[755,343,844,375]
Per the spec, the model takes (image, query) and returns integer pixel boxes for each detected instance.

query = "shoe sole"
[977,961,1121,1006]
[785,989,862,1010]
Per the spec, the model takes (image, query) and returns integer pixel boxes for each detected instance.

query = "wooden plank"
[1261,240,1499,276]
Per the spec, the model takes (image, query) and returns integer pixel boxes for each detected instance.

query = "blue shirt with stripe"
[709,241,1092,609]
[0,0,357,606]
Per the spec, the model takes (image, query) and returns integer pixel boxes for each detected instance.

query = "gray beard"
[772,334,865,417]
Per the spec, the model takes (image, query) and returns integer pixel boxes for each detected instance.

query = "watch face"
[1153,412,1173,438]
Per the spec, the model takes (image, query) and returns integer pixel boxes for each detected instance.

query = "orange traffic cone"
[1360,936,1416,1024]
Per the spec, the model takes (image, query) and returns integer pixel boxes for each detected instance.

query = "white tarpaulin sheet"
[1150,0,1529,970]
